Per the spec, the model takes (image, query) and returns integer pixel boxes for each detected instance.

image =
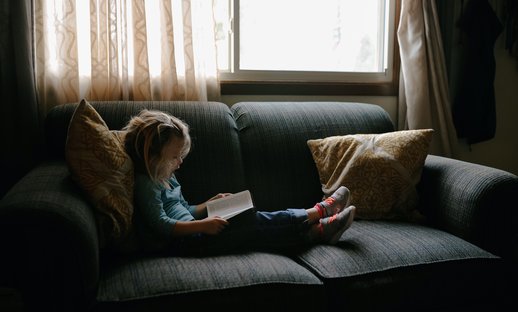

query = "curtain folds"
[0,0,40,197]
[34,0,220,115]
[397,0,457,157]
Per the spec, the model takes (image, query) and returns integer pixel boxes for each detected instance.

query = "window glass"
[214,0,397,85]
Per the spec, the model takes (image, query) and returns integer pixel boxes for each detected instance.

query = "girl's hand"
[200,216,229,235]
[208,193,232,202]
[194,193,233,218]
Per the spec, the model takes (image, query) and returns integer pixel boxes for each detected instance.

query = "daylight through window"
[214,0,397,85]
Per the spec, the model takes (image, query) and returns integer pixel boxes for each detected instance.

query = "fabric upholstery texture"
[3,100,514,311]
[419,154,518,258]
[0,162,100,303]
[97,252,322,302]
[297,220,504,310]
[297,220,498,279]
[307,129,433,220]
[65,99,134,242]
[232,102,395,211]
[49,100,246,204]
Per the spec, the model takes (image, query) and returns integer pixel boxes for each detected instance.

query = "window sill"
[220,79,399,96]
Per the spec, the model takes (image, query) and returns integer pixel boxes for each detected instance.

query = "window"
[214,0,400,95]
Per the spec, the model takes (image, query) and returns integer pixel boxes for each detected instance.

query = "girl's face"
[158,137,186,180]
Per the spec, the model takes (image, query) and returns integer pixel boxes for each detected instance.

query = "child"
[124,109,356,255]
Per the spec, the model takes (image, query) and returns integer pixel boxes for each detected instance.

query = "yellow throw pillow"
[307,129,433,220]
[65,99,134,244]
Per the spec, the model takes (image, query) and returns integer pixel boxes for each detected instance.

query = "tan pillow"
[307,129,433,220]
[65,99,134,244]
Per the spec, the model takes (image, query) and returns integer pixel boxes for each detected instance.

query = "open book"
[206,190,255,220]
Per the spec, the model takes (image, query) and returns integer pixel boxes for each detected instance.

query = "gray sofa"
[1,101,516,311]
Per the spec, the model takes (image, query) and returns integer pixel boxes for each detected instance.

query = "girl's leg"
[170,210,260,255]
[313,186,350,218]
[227,204,356,249]
[173,187,353,255]
[172,209,311,255]
[307,205,356,245]
[251,208,313,249]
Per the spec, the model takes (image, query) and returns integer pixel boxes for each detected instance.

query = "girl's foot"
[317,205,356,244]
[314,186,351,218]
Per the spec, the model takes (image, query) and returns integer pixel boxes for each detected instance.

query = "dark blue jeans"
[170,208,310,256]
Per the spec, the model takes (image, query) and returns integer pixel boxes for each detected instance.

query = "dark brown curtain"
[0,0,40,198]
[452,0,503,145]
[437,0,504,146]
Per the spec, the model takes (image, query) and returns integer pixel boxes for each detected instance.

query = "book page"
[206,190,254,220]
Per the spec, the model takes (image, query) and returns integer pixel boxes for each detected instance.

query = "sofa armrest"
[0,162,99,311]
[418,155,518,260]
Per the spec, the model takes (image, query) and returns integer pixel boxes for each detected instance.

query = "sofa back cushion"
[46,101,246,203]
[232,102,395,211]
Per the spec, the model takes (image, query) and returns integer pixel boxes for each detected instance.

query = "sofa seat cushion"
[96,252,322,308]
[297,220,505,310]
[299,220,499,278]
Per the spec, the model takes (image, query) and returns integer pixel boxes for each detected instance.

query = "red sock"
[314,203,325,218]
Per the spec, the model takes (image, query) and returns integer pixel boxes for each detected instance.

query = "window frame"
[219,0,401,96]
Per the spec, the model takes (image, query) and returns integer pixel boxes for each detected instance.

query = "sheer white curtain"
[397,0,457,157]
[34,0,220,115]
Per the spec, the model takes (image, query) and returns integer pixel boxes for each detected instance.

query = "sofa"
[0,100,516,312]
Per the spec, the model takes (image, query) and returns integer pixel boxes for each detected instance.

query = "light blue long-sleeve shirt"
[134,173,197,243]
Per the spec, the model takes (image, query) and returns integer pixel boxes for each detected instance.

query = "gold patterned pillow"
[307,129,433,220]
[65,99,134,244]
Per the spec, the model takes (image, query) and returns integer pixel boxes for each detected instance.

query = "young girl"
[124,109,356,255]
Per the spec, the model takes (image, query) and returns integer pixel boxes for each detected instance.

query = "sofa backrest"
[232,102,395,211]
[45,100,395,210]
[44,101,247,203]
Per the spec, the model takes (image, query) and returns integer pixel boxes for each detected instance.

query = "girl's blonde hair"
[124,109,191,184]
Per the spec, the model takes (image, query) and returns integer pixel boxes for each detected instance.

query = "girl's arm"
[172,217,229,236]
[178,193,233,236]
[191,193,232,219]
